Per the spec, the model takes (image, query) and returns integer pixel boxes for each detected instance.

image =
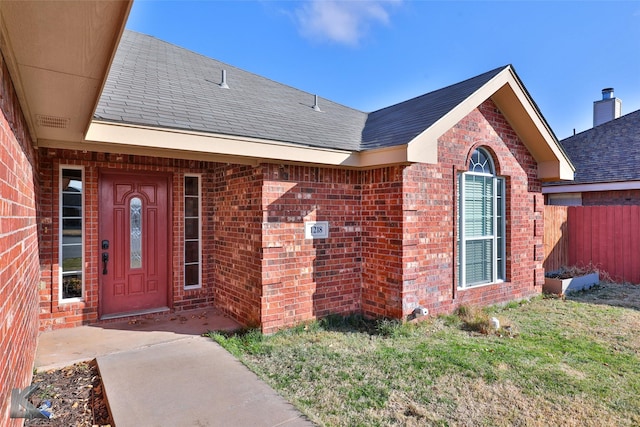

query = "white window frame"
[59,165,85,302]
[184,174,202,289]
[458,149,506,288]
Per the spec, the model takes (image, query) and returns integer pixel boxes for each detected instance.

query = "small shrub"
[456,305,493,334]
[455,305,514,336]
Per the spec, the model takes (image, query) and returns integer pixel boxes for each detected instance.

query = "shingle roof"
[95,31,366,151]
[95,30,509,152]
[362,66,506,149]
[548,109,640,185]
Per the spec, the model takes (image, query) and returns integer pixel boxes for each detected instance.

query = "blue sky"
[126,0,640,140]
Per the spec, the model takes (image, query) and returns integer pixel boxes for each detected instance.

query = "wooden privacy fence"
[543,205,568,272]
[544,205,640,284]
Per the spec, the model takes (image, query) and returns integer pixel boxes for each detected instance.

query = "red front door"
[99,171,170,317]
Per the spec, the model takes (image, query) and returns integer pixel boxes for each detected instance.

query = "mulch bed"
[25,360,112,427]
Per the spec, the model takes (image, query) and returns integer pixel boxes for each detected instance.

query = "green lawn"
[210,292,640,426]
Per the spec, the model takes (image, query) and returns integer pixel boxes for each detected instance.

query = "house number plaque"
[305,221,329,239]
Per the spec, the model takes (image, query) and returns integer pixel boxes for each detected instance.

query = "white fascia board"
[85,121,414,168]
[501,72,575,181]
[543,181,640,194]
[86,121,356,166]
[408,65,574,181]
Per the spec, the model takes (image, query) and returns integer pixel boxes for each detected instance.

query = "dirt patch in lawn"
[25,360,112,427]
[567,281,640,310]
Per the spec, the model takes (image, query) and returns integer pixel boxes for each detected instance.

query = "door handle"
[102,252,109,275]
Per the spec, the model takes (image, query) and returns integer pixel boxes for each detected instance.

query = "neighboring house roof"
[545,109,640,190]
[84,30,573,180]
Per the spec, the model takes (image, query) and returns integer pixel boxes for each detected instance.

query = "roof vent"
[219,69,229,89]
[36,114,69,129]
[312,94,321,112]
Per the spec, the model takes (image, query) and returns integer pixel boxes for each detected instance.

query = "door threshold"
[101,306,170,321]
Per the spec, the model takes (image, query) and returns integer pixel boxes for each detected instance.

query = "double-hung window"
[458,148,505,288]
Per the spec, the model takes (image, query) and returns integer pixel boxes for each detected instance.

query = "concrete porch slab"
[35,308,240,370]
[35,308,316,426]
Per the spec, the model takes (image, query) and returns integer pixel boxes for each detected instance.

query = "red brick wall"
[37,150,217,330]
[35,100,545,335]
[0,53,40,426]
[211,163,263,328]
[399,99,543,317]
[257,99,544,329]
[260,165,361,333]
[401,162,457,316]
[582,190,640,206]
[361,167,404,319]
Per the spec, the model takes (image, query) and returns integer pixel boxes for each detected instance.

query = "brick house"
[39,28,575,332]
[1,3,573,423]
[544,89,640,206]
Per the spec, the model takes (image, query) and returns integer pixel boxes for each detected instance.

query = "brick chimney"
[593,88,621,127]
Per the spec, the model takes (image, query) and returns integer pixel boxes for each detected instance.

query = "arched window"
[458,148,505,287]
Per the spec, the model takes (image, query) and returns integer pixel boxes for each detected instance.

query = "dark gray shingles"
[95,31,367,151]
[95,31,510,152]
[361,66,508,149]
[550,109,640,185]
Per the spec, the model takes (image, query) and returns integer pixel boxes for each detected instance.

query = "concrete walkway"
[35,309,315,427]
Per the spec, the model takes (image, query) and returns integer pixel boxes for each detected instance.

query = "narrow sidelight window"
[184,175,201,288]
[458,148,506,288]
[61,167,84,300]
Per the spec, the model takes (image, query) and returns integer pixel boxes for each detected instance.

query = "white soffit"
[0,0,132,143]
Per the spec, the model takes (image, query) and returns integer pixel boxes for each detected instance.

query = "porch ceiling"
[0,0,132,144]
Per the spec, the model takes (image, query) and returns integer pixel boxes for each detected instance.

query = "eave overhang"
[543,180,640,194]
[0,0,132,145]
[86,67,575,177]
[84,121,412,168]
[406,66,575,181]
